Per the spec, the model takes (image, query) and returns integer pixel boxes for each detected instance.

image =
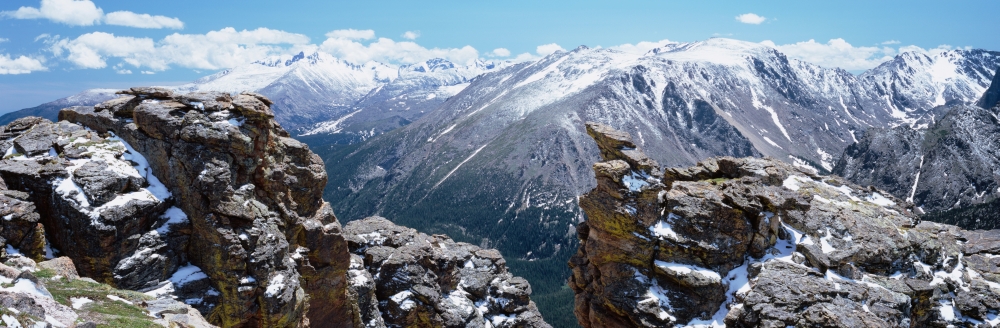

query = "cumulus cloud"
[105,11,183,29]
[736,13,766,25]
[1,0,183,29]
[0,38,8,43]
[320,31,479,65]
[2,0,103,26]
[881,40,901,45]
[491,48,511,57]
[401,31,420,40]
[536,43,565,55]
[50,27,311,71]
[0,54,47,74]
[761,38,955,71]
[325,29,375,40]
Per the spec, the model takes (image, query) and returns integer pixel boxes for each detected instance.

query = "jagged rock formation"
[0,87,547,327]
[570,122,1000,327]
[343,217,550,328]
[55,87,355,327]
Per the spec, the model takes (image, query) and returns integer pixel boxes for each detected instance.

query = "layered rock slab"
[570,122,1000,327]
[344,217,550,328]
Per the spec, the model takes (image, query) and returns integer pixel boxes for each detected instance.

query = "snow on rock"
[169,263,209,287]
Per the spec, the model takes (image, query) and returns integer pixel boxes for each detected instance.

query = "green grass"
[34,268,56,279]
[45,277,158,327]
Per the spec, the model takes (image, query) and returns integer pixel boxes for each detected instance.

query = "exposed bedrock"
[570,122,1000,327]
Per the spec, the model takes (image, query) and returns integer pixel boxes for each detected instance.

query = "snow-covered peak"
[650,38,774,66]
[861,49,1000,110]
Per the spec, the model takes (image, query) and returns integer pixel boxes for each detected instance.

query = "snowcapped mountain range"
[172,51,506,131]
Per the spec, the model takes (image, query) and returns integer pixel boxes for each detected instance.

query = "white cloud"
[141,70,154,74]
[736,13,766,25]
[760,38,955,71]
[401,31,420,40]
[2,0,103,26]
[0,38,7,43]
[325,29,375,40]
[1,0,184,29]
[609,39,673,54]
[320,32,479,65]
[51,27,311,71]
[491,48,511,57]
[105,11,183,29]
[511,52,539,62]
[881,40,901,45]
[0,54,47,74]
[536,43,565,56]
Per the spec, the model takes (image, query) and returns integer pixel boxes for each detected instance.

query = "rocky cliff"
[0,88,547,327]
[570,122,1000,327]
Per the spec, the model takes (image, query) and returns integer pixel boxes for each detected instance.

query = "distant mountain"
[173,51,504,131]
[296,58,503,145]
[0,89,119,125]
[834,68,1000,226]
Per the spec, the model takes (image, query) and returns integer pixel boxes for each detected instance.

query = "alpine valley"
[2,37,1000,328]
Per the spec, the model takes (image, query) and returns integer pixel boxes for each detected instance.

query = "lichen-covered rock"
[0,253,215,327]
[571,122,1000,327]
[59,89,356,327]
[344,217,551,328]
[0,117,175,287]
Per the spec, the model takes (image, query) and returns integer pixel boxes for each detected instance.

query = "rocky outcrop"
[0,87,548,327]
[570,122,1000,327]
[343,217,550,328]
[55,87,355,327]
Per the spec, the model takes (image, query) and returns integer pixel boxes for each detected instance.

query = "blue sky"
[1,0,998,113]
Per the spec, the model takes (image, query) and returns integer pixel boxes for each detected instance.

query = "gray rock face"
[344,217,551,328]
[978,68,1000,109]
[833,104,1000,215]
[571,123,1000,327]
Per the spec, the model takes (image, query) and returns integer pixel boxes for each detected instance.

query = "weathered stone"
[345,217,551,328]
[38,257,79,279]
[572,123,1000,328]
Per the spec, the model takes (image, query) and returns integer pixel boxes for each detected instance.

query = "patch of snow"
[169,263,208,287]
[5,244,21,256]
[622,171,651,192]
[650,213,682,242]
[432,144,488,189]
[155,206,189,234]
[106,295,132,305]
[1,314,21,328]
[762,136,783,149]
[782,175,811,191]
[71,297,93,309]
[866,192,895,207]
[390,290,416,310]
[939,299,957,321]
[819,229,838,253]
[265,274,286,297]
[654,260,721,282]
[906,155,924,203]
